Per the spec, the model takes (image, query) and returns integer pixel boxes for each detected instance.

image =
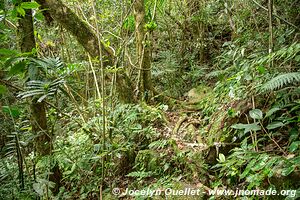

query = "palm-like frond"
[28,57,64,70]
[261,72,300,92]
[18,79,64,102]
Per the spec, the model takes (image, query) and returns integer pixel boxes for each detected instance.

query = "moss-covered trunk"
[36,0,134,103]
[186,0,206,63]
[17,0,61,194]
[134,0,153,101]
[17,0,50,157]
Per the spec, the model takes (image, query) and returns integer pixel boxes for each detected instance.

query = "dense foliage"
[0,0,299,199]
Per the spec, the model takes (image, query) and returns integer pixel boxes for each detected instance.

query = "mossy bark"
[134,0,153,101]
[30,102,50,156]
[36,0,111,61]
[17,0,51,157]
[17,0,61,194]
[36,0,134,103]
[17,5,35,53]
[186,0,206,63]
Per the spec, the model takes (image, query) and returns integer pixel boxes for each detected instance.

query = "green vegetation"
[0,0,299,199]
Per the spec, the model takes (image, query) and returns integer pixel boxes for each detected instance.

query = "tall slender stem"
[268,0,273,68]
[91,1,106,199]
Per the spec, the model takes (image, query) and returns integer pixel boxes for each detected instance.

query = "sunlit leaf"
[257,66,266,74]
[33,183,44,196]
[218,153,226,163]
[16,6,25,17]
[21,2,40,9]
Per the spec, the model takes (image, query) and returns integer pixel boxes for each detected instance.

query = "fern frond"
[205,70,226,79]
[261,72,300,92]
[18,79,64,102]
[28,57,64,70]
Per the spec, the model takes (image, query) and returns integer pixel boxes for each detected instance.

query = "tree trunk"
[30,102,50,156]
[134,0,153,101]
[36,0,134,103]
[186,0,206,63]
[17,0,51,157]
[17,0,61,194]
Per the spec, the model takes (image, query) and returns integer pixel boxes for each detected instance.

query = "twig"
[260,122,287,155]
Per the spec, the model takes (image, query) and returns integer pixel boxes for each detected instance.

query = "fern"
[205,70,226,79]
[261,72,300,92]
[18,79,64,102]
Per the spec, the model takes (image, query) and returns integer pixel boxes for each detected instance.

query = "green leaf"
[231,123,250,129]
[266,121,284,130]
[252,154,269,171]
[289,141,300,152]
[2,106,21,118]
[0,85,7,95]
[34,11,44,21]
[164,163,170,172]
[218,153,226,163]
[16,6,25,17]
[20,2,40,9]
[240,159,257,179]
[33,183,44,196]
[289,128,299,142]
[0,1,4,10]
[281,165,295,176]
[0,49,18,57]
[231,123,261,133]
[290,156,300,165]
[265,107,280,118]
[265,157,278,168]
[9,61,27,75]
[249,109,263,120]
[257,66,266,74]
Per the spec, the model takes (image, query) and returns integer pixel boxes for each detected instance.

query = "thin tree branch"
[251,0,299,30]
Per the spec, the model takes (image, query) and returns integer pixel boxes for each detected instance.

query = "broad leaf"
[266,121,284,130]
[257,66,266,74]
[240,159,257,179]
[218,153,226,163]
[16,6,25,17]
[0,49,18,57]
[249,109,263,120]
[231,123,261,133]
[265,107,280,118]
[252,154,269,171]
[21,2,40,9]
[33,183,44,196]
[289,141,300,152]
